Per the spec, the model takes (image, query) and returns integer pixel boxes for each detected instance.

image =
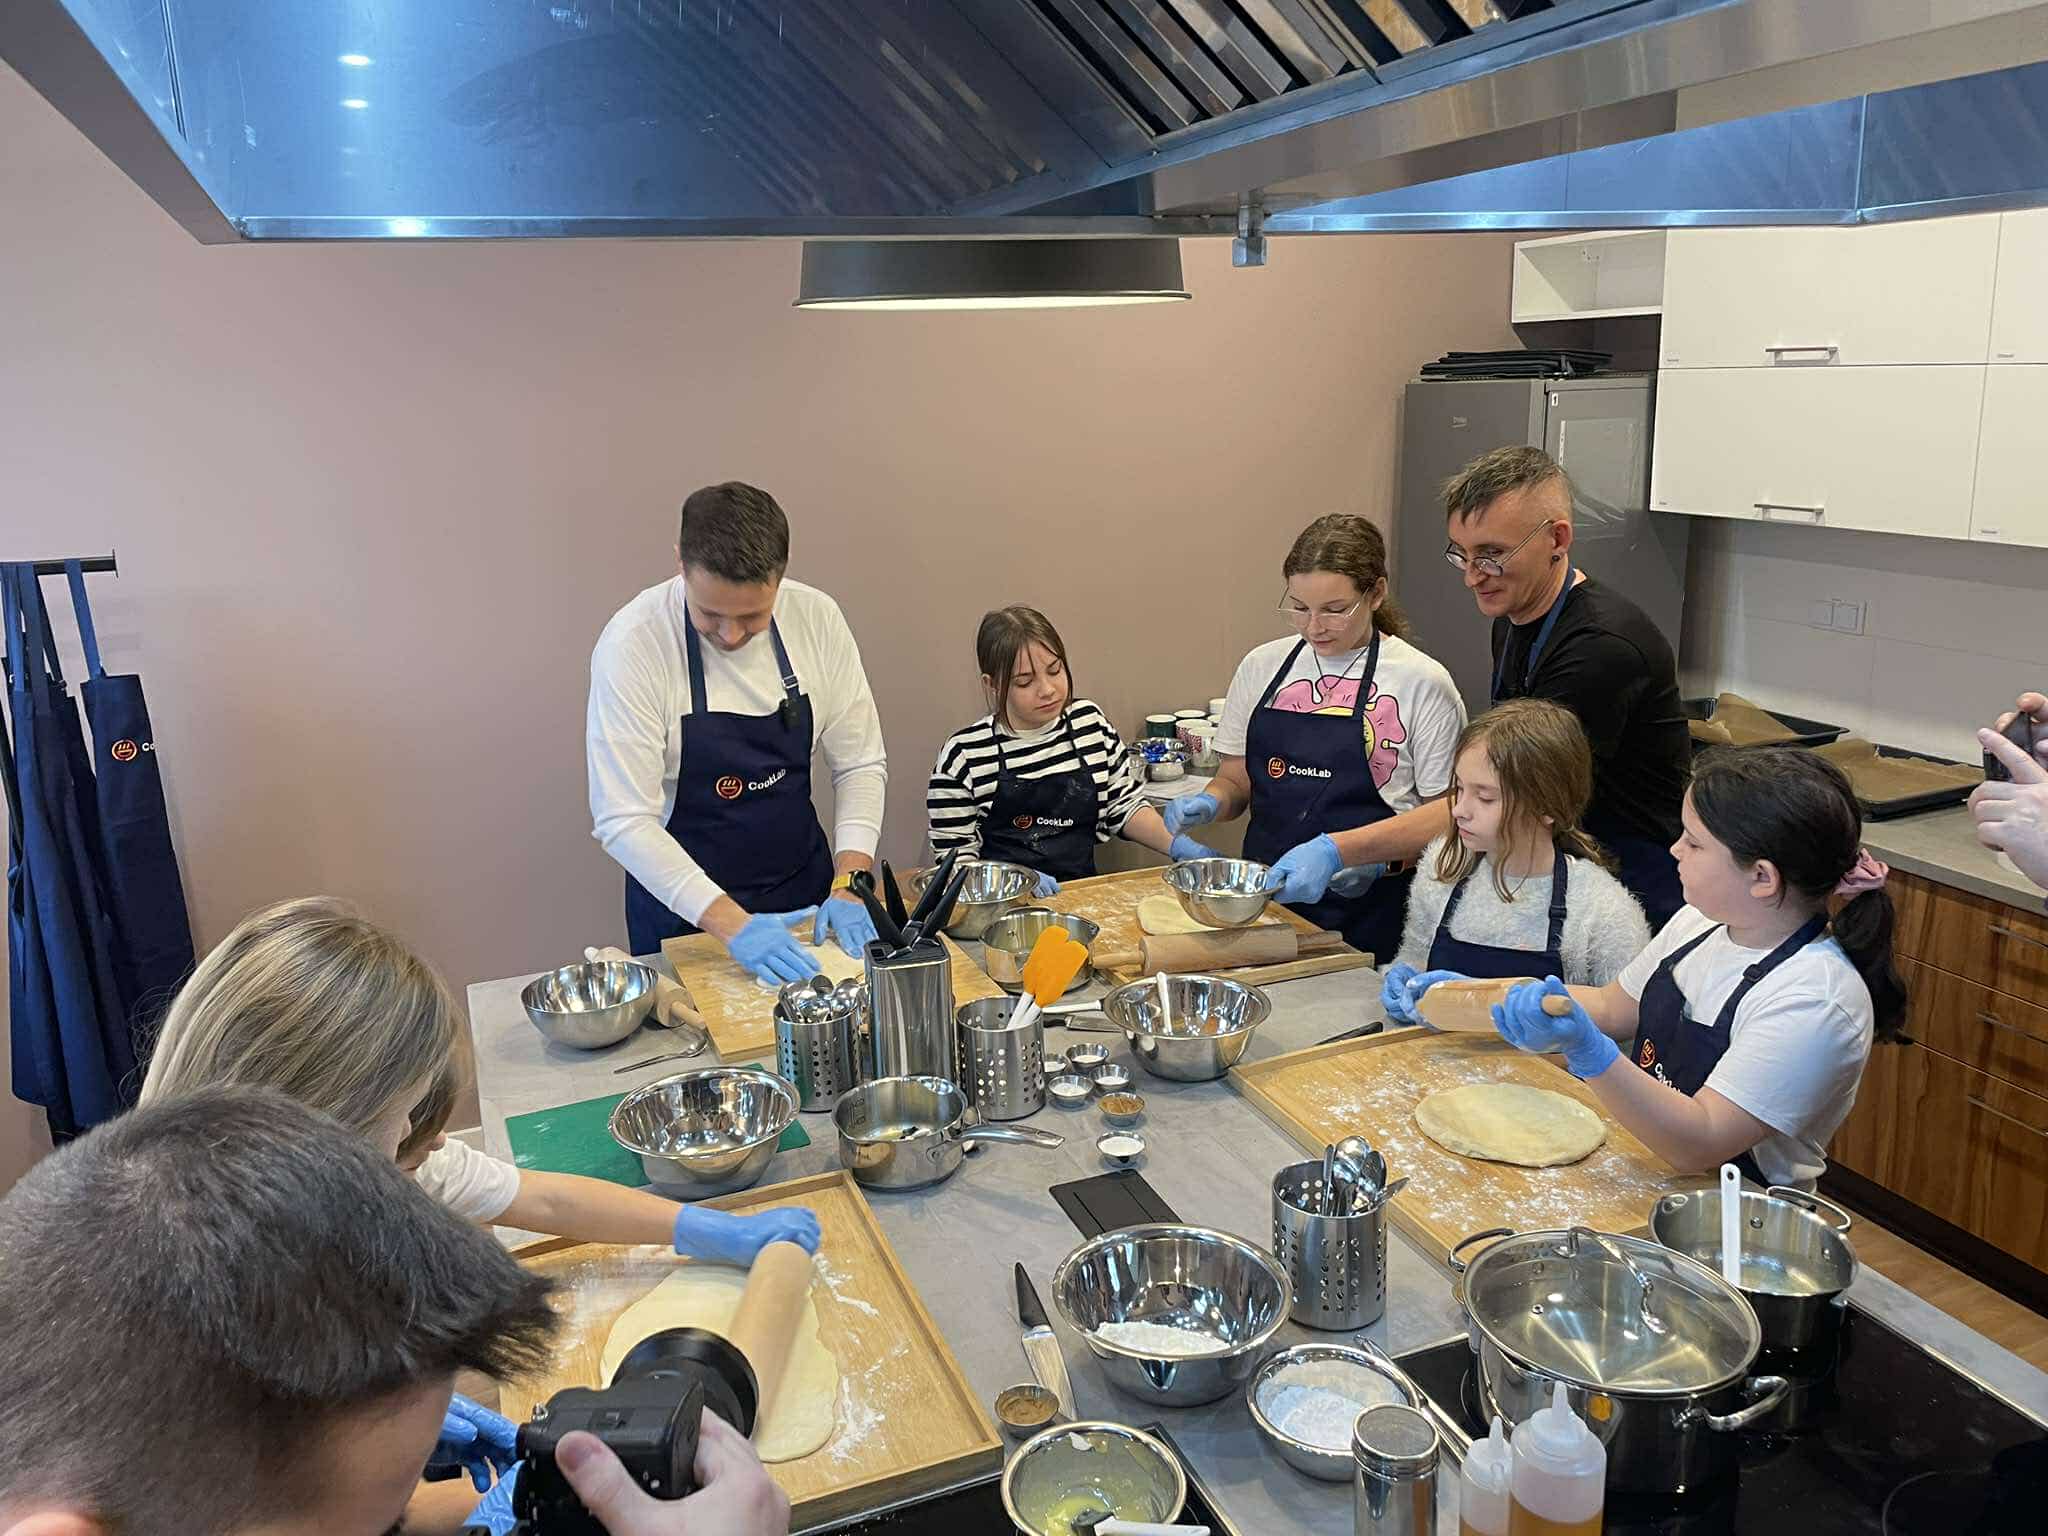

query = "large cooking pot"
[1649,1185,1857,1353]
[1450,1226,1788,1496]
[831,1075,1063,1192]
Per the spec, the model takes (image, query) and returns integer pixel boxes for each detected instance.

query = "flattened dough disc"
[599,1264,839,1461]
[1136,894,1278,936]
[1414,1083,1607,1168]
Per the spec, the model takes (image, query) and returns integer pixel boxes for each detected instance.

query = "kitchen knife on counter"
[1015,1262,1075,1420]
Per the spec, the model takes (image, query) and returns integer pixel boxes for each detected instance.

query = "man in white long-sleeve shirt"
[587,482,888,985]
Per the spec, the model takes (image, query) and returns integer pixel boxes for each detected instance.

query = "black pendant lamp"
[794,239,1189,311]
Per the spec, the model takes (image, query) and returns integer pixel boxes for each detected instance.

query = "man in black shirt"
[1442,446,1690,929]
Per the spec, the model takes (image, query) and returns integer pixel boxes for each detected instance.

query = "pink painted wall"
[0,61,1517,1186]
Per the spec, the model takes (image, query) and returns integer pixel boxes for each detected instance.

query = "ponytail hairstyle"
[1689,748,1908,1041]
[1434,699,1613,900]
[1282,514,1411,640]
[975,605,1074,731]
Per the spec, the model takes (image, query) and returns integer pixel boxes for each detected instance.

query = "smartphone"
[1985,709,2044,783]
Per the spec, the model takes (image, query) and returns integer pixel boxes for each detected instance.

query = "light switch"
[1807,600,1835,629]
[1831,600,1866,635]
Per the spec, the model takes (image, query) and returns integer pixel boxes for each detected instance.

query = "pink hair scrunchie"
[1835,849,1890,898]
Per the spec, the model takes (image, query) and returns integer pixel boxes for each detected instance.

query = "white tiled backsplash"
[1680,520,2048,764]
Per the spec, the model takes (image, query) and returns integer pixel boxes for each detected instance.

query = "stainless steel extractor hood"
[7,0,2048,242]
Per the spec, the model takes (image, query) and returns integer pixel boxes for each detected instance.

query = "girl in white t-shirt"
[1490,748,1905,1187]
[141,897,818,1254]
[1381,699,1649,1023]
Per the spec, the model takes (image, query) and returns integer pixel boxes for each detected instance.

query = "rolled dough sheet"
[1414,1083,1606,1168]
[753,935,868,992]
[1136,894,1279,936]
[599,1263,839,1461]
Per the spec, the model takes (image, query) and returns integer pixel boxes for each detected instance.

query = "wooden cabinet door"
[1897,956,2048,1101]
[1889,870,2048,1009]
[1661,220,1999,368]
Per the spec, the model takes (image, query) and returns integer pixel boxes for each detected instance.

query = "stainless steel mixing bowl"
[1161,857,1279,928]
[981,908,1101,994]
[521,959,657,1049]
[1098,974,1272,1081]
[1051,1223,1291,1405]
[909,860,1036,939]
[1000,1420,1186,1536]
[608,1067,797,1195]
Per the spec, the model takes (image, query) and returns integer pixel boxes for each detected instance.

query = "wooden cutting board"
[1231,1029,1708,1266]
[505,1171,1000,1528]
[662,932,1004,1060]
[1043,867,1374,985]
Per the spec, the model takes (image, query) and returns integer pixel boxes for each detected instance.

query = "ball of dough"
[1414,1083,1606,1167]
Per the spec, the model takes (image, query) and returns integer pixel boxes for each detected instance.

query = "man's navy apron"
[1492,568,1683,931]
[1427,847,1569,981]
[623,616,834,955]
[1629,914,1828,1187]
[62,562,194,1049]
[2,564,135,1137]
[977,712,1100,884]
[1242,631,1413,962]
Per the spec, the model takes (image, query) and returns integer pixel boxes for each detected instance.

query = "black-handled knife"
[1015,1262,1075,1420]
[878,858,909,926]
[849,871,905,947]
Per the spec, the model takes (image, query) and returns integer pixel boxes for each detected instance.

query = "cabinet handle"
[1763,343,1839,360]
[1755,502,1825,522]
[1966,1096,2048,1138]
[1980,1011,2048,1048]
[1988,923,2048,954]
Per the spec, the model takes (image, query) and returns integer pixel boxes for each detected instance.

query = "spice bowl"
[1091,1062,1133,1095]
[994,1382,1062,1440]
[1245,1342,1418,1482]
[1097,1129,1147,1168]
[1067,1043,1111,1072]
[1048,1073,1095,1109]
[1045,1051,1072,1078]
[1099,1091,1146,1127]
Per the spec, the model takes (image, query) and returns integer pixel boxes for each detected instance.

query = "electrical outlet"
[1831,600,1866,636]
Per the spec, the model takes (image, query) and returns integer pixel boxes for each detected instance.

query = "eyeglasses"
[1444,519,1557,579]
[1276,591,1366,627]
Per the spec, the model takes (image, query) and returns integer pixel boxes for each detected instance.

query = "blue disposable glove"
[464,1464,520,1536]
[430,1394,519,1493]
[1266,834,1345,905]
[1033,870,1061,897]
[1161,793,1220,835]
[1492,976,1619,1080]
[674,1204,822,1264]
[1379,963,1467,1026]
[1168,833,1221,863]
[728,907,821,987]
[812,894,878,958]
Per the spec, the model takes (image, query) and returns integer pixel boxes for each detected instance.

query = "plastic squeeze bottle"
[1506,1384,1605,1536]
[1458,1414,1513,1536]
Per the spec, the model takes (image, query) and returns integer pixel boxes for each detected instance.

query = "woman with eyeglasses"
[1161,514,1467,962]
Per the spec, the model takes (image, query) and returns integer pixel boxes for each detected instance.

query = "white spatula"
[1720,1162,1744,1288]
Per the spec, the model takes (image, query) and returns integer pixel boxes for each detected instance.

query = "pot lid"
[1463,1228,1760,1396]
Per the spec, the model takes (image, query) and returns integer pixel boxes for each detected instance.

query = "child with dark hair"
[1492,747,1904,1187]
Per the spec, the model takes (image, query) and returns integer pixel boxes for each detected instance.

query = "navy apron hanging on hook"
[63,562,193,1049]
[3,563,136,1138]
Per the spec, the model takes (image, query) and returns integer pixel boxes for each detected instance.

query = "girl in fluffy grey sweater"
[1383,700,1649,1023]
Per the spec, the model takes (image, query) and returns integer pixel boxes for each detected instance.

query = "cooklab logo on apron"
[714,775,744,801]
[1012,814,1034,830]
[1267,757,1287,779]
[110,739,141,762]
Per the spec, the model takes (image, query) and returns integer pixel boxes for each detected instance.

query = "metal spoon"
[1331,1135,1376,1210]
[1321,1142,1339,1216]
[1073,1515,1210,1536]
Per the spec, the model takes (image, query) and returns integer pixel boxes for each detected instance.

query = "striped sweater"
[927,701,1148,858]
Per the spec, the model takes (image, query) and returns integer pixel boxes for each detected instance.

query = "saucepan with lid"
[1449,1225,1787,1495]
[1648,1184,1857,1353]
[831,1074,1063,1192]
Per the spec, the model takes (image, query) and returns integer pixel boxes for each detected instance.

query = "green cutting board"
[504,1063,810,1189]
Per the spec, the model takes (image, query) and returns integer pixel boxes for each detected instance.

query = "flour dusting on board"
[814,1250,880,1318]
[826,1341,907,1463]
[1272,1041,1695,1243]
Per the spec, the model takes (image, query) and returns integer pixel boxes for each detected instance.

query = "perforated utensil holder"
[1274,1159,1388,1330]
[774,984,865,1113]
[955,997,1045,1121]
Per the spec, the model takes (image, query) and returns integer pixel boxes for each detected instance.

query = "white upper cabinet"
[1972,366,2048,547]
[1989,209,2048,362]
[1660,218,2000,368]
[1651,366,1984,541]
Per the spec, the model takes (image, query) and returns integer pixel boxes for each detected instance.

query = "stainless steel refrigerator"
[1392,374,1688,715]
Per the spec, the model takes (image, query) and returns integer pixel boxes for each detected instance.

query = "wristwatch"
[829,872,856,895]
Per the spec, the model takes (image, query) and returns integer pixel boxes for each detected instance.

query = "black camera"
[499,1326,759,1536]
[1985,709,2044,784]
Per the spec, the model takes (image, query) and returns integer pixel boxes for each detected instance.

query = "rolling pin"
[585,945,709,1031]
[1415,977,1576,1035]
[1090,925,1350,975]
[721,1239,817,1429]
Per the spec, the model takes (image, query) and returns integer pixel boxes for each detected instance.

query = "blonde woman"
[141,899,818,1251]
